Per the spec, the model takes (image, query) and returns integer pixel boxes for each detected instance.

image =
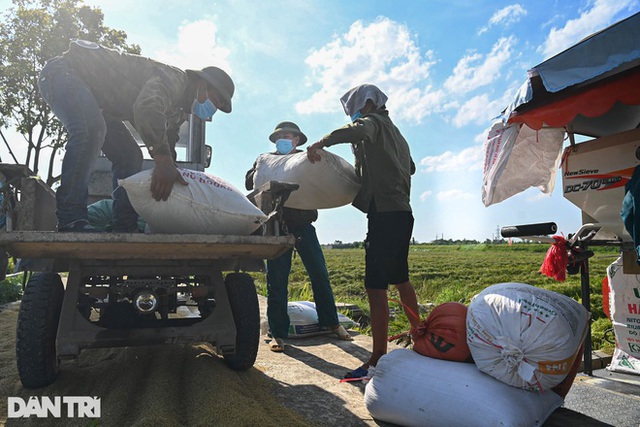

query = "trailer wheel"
[222,272,260,371]
[16,272,64,388]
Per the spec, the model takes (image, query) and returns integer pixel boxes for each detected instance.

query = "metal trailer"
[0,116,296,388]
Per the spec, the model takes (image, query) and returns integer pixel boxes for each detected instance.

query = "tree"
[0,0,140,186]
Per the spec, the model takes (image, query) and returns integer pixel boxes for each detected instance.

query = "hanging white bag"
[482,120,565,207]
[119,168,267,235]
[467,282,589,391]
[252,151,360,210]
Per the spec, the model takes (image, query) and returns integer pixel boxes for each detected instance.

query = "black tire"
[16,272,64,388]
[222,272,260,371]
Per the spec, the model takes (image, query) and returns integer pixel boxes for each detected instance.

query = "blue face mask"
[350,111,363,122]
[275,139,294,154]
[191,97,218,120]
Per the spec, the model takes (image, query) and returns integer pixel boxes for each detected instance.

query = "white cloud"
[436,190,474,201]
[451,77,522,129]
[418,87,514,179]
[525,192,553,202]
[153,20,232,73]
[444,36,516,95]
[296,17,438,123]
[479,4,528,35]
[420,145,484,173]
[539,0,634,58]
[452,93,506,127]
[391,86,450,123]
[296,17,523,125]
[419,191,432,202]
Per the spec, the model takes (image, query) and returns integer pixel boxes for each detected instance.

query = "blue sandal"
[341,366,369,382]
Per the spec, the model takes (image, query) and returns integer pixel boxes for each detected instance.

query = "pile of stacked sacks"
[364,282,590,427]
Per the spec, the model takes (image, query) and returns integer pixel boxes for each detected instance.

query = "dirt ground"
[0,297,390,427]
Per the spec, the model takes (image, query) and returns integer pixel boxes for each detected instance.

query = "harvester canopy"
[482,12,640,207]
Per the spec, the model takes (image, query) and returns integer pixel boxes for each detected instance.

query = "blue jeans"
[266,223,339,338]
[38,56,142,230]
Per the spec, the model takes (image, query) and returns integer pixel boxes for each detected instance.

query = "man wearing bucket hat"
[245,121,353,352]
[38,39,234,232]
[307,84,420,380]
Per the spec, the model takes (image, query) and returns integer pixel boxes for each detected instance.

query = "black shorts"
[364,210,414,289]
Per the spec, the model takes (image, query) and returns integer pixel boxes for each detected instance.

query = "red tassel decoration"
[539,235,569,281]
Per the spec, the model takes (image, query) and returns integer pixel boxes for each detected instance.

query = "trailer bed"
[0,231,294,261]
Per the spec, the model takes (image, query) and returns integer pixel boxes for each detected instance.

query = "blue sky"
[2,0,639,243]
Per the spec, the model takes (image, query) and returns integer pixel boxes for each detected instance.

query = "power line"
[0,128,19,164]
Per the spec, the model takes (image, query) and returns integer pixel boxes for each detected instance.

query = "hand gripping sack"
[411,302,472,362]
[252,151,360,209]
[119,168,267,235]
[466,282,589,391]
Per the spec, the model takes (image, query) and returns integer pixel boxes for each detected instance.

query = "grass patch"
[0,273,23,306]
[254,243,616,350]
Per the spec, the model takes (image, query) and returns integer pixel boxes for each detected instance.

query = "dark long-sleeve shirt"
[622,165,640,264]
[62,40,192,157]
[319,109,415,213]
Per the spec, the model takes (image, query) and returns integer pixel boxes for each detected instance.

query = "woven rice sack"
[252,151,360,209]
[467,282,589,391]
[283,301,356,338]
[412,302,472,362]
[364,348,563,427]
[119,168,266,235]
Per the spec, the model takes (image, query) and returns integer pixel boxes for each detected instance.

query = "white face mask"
[275,138,294,154]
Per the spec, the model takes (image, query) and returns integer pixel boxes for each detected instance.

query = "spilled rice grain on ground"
[0,302,314,427]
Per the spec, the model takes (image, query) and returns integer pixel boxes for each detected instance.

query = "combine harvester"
[483,11,640,425]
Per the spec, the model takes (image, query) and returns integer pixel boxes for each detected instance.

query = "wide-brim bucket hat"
[269,121,308,146]
[185,66,234,113]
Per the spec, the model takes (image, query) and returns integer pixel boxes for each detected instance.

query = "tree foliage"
[0,0,140,186]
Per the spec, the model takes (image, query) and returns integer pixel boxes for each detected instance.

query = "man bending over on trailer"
[38,40,234,232]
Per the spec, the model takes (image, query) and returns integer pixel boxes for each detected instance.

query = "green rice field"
[253,243,619,352]
[0,243,619,352]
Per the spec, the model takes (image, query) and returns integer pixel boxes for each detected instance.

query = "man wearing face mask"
[245,122,353,352]
[38,39,234,232]
[307,84,420,380]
